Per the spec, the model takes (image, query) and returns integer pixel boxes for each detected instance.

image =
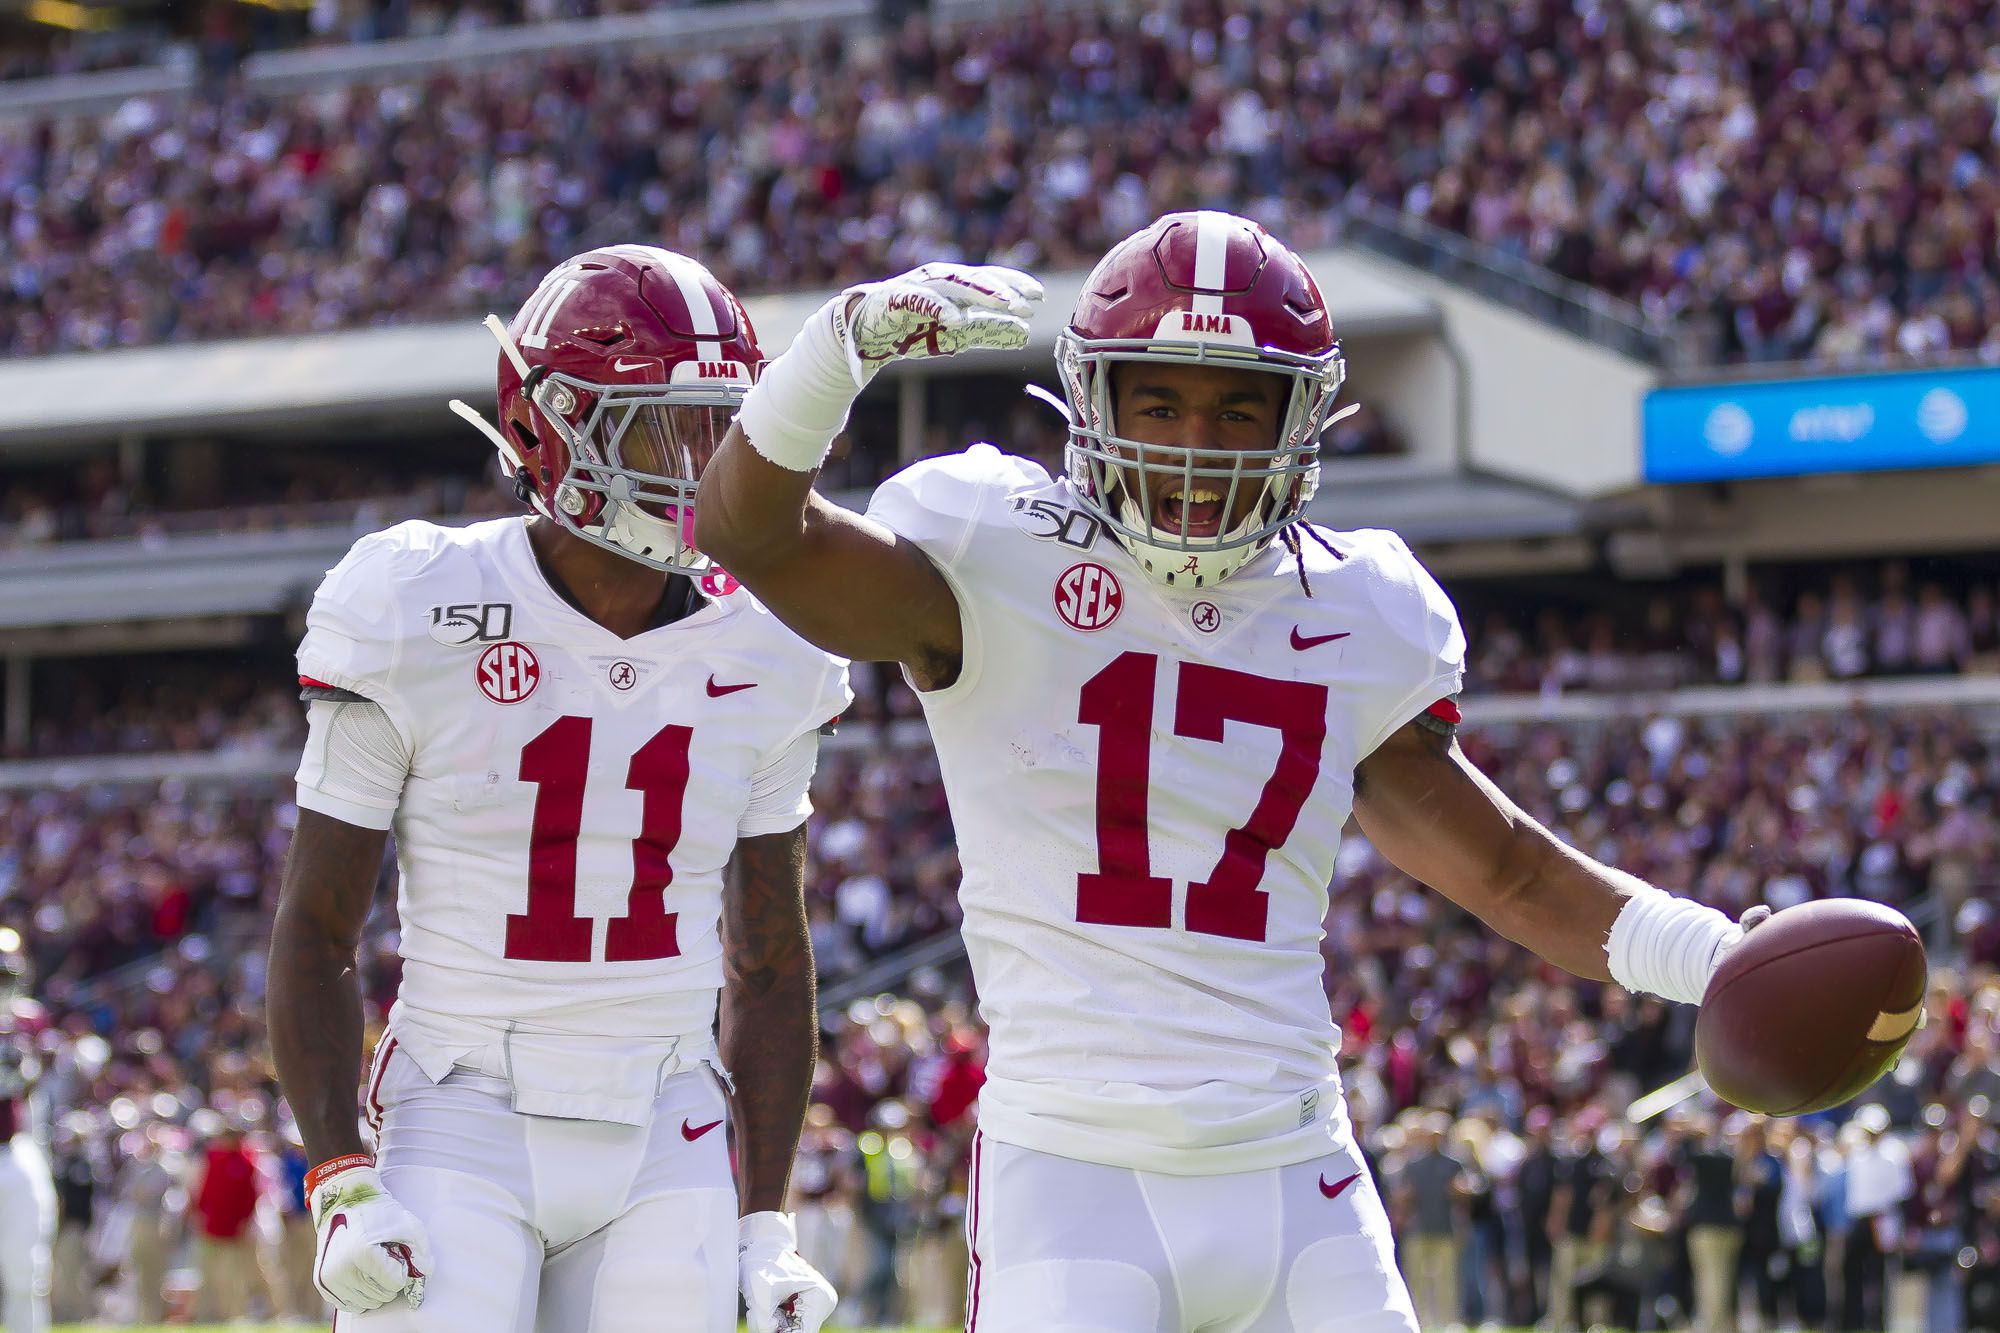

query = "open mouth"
[1152,484,1226,538]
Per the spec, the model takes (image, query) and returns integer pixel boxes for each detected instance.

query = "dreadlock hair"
[1282,520,1345,598]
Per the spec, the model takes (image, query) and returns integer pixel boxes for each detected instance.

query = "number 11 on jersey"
[1077,652,1328,943]
[507,716,691,963]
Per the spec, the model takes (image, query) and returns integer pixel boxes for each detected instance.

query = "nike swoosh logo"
[1291,628,1352,651]
[1319,1171,1361,1201]
[706,675,757,697]
[315,1212,349,1291]
[612,358,652,373]
[682,1117,725,1142]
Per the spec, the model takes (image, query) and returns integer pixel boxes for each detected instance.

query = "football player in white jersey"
[695,212,1764,1333]
[267,246,850,1333]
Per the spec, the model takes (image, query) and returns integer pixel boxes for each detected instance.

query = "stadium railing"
[1338,200,1696,367]
[240,0,870,93]
[817,930,976,1018]
[0,0,870,121]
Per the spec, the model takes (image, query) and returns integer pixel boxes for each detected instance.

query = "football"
[1695,899,1928,1116]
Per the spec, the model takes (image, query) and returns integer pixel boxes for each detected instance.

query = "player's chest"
[402,634,781,809]
[986,540,1377,742]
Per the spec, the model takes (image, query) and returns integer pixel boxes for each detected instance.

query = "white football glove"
[735,261,1045,473]
[832,262,1044,387]
[309,1159,432,1315]
[739,1210,837,1333]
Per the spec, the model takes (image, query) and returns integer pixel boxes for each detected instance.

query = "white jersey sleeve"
[866,443,1053,697]
[865,443,1043,573]
[1345,529,1468,757]
[735,654,846,839]
[294,526,430,825]
[296,526,424,724]
[737,730,818,839]
[295,699,410,830]
[864,446,1008,564]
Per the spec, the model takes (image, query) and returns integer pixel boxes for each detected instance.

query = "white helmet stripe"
[517,270,583,350]
[1190,210,1231,316]
[650,247,725,363]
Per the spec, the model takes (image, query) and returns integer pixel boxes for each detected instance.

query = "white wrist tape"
[1606,888,1739,1006]
[734,296,861,473]
[738,1209,800,1251]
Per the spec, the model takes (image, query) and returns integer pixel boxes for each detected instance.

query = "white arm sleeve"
[736,728,821,839]
[294,699,413,831]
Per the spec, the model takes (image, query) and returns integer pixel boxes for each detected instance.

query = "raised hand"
[832,263,1045,386]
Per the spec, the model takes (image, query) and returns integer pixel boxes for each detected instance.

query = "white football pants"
[336,1046,737,1333]
[0,1135,55,1333]
[964,1131,1417,1333]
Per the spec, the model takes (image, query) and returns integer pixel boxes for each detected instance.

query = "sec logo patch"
[700,567,741,598]
[477,641,541,704]
[1054,562,1123,632]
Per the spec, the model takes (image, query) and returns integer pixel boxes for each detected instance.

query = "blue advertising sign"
[1643,364,2000,482]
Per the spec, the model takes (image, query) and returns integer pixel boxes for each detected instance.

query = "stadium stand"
[9,690,2000,1324]
[8,2,2000,1330]
[5,0,1998,365]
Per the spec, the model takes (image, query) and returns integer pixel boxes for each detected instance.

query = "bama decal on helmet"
[1151,311,1256,345]
[516,270,586,351]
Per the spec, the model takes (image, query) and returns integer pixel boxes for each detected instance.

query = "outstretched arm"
[1353,718,1746,999]
[720,824,818,1215]
[698,263,1041,689]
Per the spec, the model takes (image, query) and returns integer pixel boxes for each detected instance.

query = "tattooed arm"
[268,809,384,1165]
[720,824,817,1214]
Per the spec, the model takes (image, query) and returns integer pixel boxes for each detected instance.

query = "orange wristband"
[305,1153,374,1197]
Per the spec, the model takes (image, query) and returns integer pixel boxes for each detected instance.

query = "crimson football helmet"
[1056,211,1347,587]
[450,245,761,573]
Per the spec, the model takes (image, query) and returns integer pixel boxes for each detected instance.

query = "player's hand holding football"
[308,1154,432,1314]
[738,1210,837,1333]
[1708,904,1771,976]
[734,263,1043,473]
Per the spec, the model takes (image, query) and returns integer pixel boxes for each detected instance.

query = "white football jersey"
[294,518,849,1081]
[867,446,1464,1174]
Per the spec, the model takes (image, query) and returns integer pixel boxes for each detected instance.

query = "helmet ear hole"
[508,419,539,453]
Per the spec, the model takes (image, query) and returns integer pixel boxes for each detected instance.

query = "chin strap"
[1023,381,1074,427]
[447,398,541,512]
[483,313,532,379]
[452,310,541,490]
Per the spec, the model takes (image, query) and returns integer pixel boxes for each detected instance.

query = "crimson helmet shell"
[1057,211,1346,587]
[484,245,761,572]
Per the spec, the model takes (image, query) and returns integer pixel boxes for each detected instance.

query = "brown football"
[1695,899,1927,1116]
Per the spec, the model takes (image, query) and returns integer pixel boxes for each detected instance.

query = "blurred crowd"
[13,558,2000,760]
[4,695,1997,1323]
[787,962,2000,1333]
[1466,563,2000,695]
[1,0,717,83]
[5,0,1997,365]
[10,666,303,764]
[0,458,514,550]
